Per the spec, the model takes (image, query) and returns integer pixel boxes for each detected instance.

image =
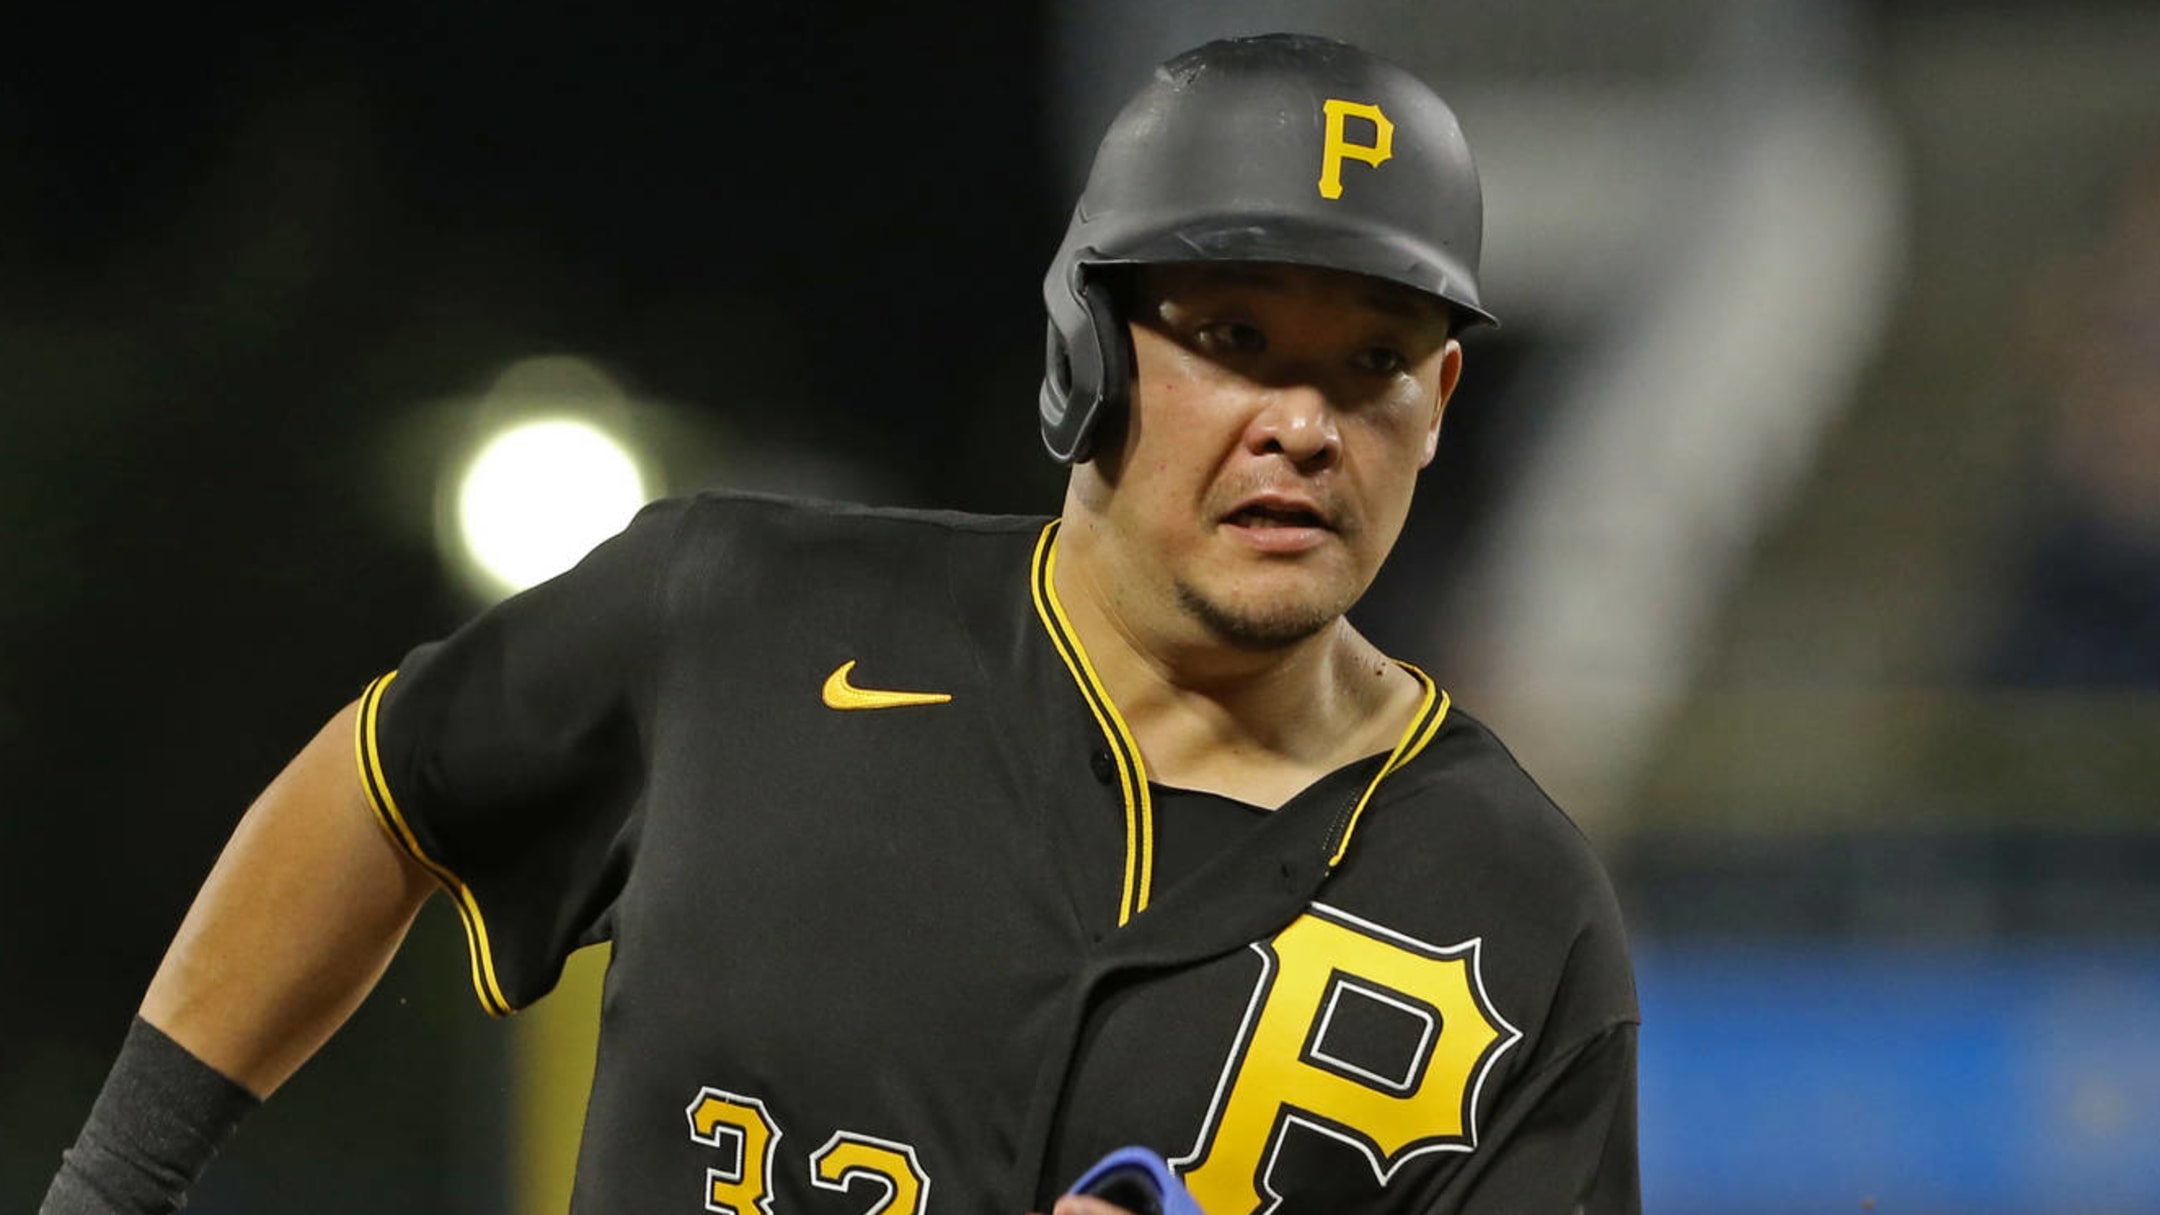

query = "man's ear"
[1420,339,1464,468]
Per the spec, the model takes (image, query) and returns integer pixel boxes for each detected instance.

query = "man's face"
[1076,261,1462,651]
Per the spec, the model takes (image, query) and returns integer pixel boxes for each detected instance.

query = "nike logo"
[821,660,953,710]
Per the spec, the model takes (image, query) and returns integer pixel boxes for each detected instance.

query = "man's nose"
[1245,384,1342,469]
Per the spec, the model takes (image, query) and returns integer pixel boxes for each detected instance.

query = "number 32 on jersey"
[685,1090,929,1215]
[1175,905,1522,1215]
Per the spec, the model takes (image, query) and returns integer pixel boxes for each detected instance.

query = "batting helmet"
[1039,33,1497,464]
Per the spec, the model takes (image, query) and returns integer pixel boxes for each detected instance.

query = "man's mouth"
[1218,488,1330,531]
[1223,497,1333,532]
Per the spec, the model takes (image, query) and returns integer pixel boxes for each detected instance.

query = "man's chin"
[1175,582,1343,652]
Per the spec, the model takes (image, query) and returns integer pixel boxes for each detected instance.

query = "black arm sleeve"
[358,497,692,1014]
[40,1018,260,1215]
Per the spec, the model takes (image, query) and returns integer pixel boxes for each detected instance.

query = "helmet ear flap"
[1080,276,1133,457]
[1038,274,1133,465]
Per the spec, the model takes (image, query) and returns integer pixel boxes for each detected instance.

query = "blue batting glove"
[1067,1146,1205,1215]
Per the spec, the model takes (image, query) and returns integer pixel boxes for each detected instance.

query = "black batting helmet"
[1039,33,1497,464]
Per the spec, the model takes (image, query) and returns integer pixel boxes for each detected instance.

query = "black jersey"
[357,492,1639,1215]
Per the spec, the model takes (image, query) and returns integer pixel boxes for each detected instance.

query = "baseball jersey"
[356,491,1639,1215]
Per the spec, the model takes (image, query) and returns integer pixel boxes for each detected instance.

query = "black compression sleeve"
[40,1017,260,1215]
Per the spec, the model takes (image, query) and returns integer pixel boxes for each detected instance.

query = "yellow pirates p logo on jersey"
[1318,99,1394,199]
[1173,904,1521,1214]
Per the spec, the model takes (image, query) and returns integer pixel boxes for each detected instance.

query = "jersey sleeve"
[1421,731,1643,1214]
[1448,818,1641,1215]
[1448,1021,1639,1214]
[356,497,691,1015]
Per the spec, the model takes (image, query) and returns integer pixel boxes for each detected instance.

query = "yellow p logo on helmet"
[1319,99,1394,199]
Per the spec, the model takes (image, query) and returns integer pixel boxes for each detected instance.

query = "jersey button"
[1089,748,1116,785]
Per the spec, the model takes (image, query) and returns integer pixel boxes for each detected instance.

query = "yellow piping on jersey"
[1029,521,1156,925]
[356,671,516,1016]
[1328,668,1450,868]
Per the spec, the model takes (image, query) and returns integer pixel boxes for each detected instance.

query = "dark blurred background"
[4,2,2157,1213]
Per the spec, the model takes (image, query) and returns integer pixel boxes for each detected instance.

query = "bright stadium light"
[455,416,651,596]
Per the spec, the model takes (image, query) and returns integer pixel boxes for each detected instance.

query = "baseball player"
[44,33,1638,1215]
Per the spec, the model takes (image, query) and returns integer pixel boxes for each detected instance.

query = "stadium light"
[441,353,661,601]
[454,416,650,596]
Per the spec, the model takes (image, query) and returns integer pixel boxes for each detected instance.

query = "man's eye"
[1353,347,1408,375]
[1196,321,1266,354]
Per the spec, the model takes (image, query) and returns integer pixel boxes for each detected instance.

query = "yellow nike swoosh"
[821,660,953,710]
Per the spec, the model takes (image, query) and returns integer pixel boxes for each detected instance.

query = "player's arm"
[42,698,438,1214]
[139,696,436,1092]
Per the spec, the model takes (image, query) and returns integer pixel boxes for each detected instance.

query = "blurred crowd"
[1989,150,2160,690]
